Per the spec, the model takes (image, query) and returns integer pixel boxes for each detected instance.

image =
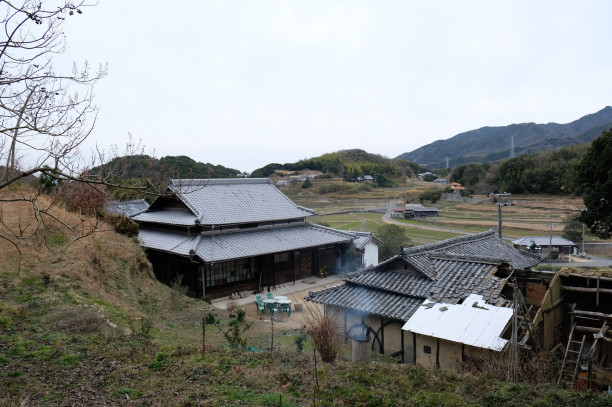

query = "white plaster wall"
[363,241,379,267]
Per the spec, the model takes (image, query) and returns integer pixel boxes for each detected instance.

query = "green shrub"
[109,215,139,237]
[236,308,246,322]
[206,312,219,325]
[148,353,168,370]
[294,329,308,353]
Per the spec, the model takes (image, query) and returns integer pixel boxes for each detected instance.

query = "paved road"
[545,256,612,268]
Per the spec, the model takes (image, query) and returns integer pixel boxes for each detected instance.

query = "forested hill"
[249,149,424,179]
[397,106,612,168]
[93,155,241,181]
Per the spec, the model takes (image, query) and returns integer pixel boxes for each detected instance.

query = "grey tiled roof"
[162,178,316,226]
[345,231,382,250]
[403,229,540,270]
[138,227,196,256]
[512,236,576,247]
[193,224,354,262]
[308,284,423,321]
[137,223,354,262]
[106,199,149,217]
[133,208,198,226]
[310,254,508,320]
[308,230,535,321]
[344,254,505,303]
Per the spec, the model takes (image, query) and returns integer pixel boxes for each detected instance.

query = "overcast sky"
[55,0,612,173]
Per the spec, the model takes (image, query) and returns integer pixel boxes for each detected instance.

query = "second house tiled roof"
[402,229,541,270]
[308,229,539,321]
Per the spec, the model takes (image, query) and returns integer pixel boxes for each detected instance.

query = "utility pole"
[361,210,364,232]
[582,223,585,255]
[490,193,511,239]
[548,223,554,265]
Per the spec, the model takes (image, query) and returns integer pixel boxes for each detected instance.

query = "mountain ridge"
[397,106,612,168]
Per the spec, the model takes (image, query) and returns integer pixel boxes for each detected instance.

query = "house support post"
[201,266,206,298]
[380,316,384,354]
[400,330,405,363]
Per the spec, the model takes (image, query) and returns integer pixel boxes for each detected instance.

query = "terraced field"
[284,176,593,245]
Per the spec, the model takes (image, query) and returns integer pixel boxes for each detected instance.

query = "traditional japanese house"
[307,229,541,366]
[133,178,357,298]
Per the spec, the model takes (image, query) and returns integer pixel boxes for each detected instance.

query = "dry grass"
[302,304,343,362]
[464,350,557,384]
[54,308,105,333]
[0,187,188,324]
[225,299,238,312]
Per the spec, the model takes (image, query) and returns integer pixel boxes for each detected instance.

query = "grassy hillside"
[1,188,611,405]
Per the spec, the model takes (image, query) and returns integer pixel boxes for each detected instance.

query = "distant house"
[404,204,438,218]
[434,178,448,185]
[289,175,308,183]
[363,175,374,182]
[392,208,405,218]
[449,182,465,193]
[417,172,435,180]
[275,180,288,187]
[133,178,360,298]
[307,230,541,367]
[106,199,149,217]
[512,236,577,259]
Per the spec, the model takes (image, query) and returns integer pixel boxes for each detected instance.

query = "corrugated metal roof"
[161,178,315,226]
[137,223,354,262]
[106,199,149,217]
[401,294,513,351]
[512,236,576,247]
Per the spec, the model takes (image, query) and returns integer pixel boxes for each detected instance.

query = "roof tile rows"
[403,229,540,270]
[310,284,423,321]
[106,199,150,217]
[512,236,576,247]
[162,178,316,226]
[134,208,197,226]
[309,229,540,321]
[138,223,355,263]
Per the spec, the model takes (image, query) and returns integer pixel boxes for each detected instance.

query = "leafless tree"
[0,1,163,271]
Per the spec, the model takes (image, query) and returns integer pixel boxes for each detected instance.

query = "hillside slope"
[1,189,611,405]
[398,106,612,168]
